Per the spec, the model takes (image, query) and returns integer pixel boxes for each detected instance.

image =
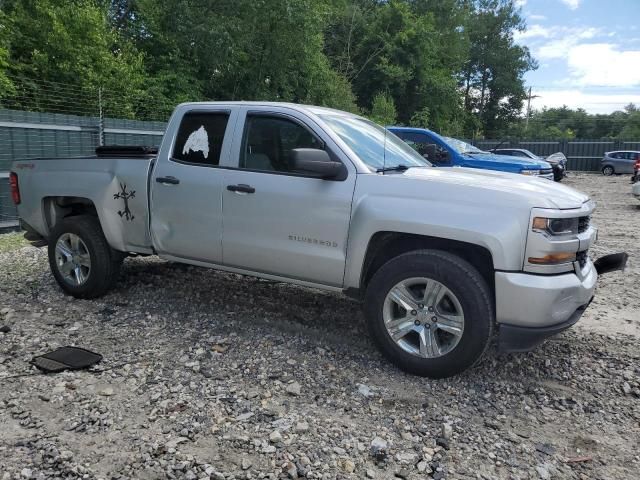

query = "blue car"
[389,127,554,180]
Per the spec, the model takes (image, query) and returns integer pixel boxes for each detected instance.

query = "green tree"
[2,0,146,117]
[369,91,397,125]
[462,0,536,137]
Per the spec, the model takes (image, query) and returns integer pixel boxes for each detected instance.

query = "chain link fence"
[0,77,167,228]
[1,77,640,229]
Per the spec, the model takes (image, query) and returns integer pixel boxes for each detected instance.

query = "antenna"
[382,126,388,174]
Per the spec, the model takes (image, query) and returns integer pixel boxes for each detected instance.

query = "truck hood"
[460,152,551,170]
[402,166,589,210]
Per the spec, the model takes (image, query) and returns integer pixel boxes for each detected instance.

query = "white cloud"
[568,44,640,87]
[559,0,581,9]
[514,0,527,7]
[530,89,640,114]
[513,24,550,40]
[527,27,599,59]
[529,14,547,21]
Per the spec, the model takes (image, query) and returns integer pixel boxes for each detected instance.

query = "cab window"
[240,115,323,172]
[172,112,230,166]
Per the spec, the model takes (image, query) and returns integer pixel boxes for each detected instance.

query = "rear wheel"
[602,165,614,176]
[48,215,122,298]
[364,250,493,378]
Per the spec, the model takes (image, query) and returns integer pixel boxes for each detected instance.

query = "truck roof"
[177,101,355,118]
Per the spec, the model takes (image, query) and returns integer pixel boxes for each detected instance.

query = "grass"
[0,231,27,253]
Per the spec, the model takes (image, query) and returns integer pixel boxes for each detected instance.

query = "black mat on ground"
[31,347,102,373]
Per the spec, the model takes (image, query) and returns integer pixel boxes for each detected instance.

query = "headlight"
[521,169,539,175]
[532,216,579,235]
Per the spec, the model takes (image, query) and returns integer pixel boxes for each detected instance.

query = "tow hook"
[594,252,628,275]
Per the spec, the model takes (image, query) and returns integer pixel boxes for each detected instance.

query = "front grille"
[576,250,588,268]
[578,216,590,233]
[540,168,553,175]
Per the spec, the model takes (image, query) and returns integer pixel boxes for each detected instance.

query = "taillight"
[9,172,20,205]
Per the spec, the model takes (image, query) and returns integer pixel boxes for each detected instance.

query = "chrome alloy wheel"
[54,233,91,286]
[382,277,464,358]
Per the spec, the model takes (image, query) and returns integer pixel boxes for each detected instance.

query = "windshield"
[319,115,431,171]
[442,136,484,155]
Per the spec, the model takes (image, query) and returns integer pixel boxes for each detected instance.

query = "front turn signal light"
[528,252,576,265]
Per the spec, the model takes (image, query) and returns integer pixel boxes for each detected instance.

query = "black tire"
[48,215,122,299]
[602,165,614,176]
[363,249,493,378]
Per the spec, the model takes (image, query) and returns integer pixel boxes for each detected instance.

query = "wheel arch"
[353,232,495,302]
[43,196,99,235]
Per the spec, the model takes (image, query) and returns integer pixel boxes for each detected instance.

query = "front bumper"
[499,300,590,352]
[496,253,627,352]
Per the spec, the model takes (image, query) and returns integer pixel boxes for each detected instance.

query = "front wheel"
[364,250,493,378]
[602,165,614,176]
[48,215,122,299]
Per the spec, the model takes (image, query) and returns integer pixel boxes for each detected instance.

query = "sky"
[513,0,640,114]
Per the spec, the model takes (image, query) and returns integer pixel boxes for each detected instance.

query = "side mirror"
[291,148,342,179]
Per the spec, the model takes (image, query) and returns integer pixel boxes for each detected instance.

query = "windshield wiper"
[461,151,483,155]
[376,164,410,173]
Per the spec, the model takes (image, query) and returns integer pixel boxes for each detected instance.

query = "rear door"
[220,107,356,287]
[150,106,238,263]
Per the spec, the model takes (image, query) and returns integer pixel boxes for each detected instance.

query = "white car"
[633,181,640,202]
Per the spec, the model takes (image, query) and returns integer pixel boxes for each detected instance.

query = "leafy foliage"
[11,0,635,139]
[369,91,397,125]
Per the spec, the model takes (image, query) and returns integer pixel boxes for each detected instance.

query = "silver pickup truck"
[10,102,627,377]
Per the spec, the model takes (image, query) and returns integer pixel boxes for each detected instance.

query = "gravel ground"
[0,173,638,480]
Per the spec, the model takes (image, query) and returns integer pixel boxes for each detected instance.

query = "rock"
[417,460,429,473]
[442,423,453,440]
[236,412,254,422]
[20,469,32,479]
[0,325,10,333]
[285,461,298,478]
[98,387,114,397]
[333,446,347,455]
[185,471,197,480]
[338,458,355,473]
[366,469,376,479]
[59,450,74,461]
[357,383,374,397]
[397,452,419,464]
[241,457,252,470]
[295,421,309,433]
[370,436,388,461]
[269,430,283,443]
[166,437,189,449]
[536,464,550,480]
[622,382,632,395]
[535,443,556,456]
[436,437,450,450]
[262,445,277,454]
[286,382,301,396]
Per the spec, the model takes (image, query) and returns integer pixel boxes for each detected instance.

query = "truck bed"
[14,154,156,253]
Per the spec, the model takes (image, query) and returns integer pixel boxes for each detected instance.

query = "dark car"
[492,148,567,182]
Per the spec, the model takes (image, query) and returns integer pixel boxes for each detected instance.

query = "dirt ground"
[0,172,638,480]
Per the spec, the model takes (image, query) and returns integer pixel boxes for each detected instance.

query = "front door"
[221,110,356,287]
[150,108,237,263]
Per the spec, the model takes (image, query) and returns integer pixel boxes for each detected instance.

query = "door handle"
[156,176,180,185]
[227,184,255,194]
